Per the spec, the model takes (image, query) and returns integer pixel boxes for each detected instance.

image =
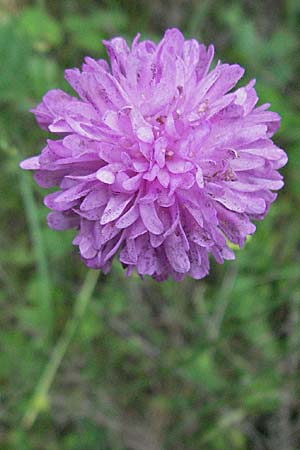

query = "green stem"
[22,270,100,429]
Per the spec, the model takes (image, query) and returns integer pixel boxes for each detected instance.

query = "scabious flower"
[20,28,287,281]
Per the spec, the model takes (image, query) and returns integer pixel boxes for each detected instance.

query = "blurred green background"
[1,1,300,449]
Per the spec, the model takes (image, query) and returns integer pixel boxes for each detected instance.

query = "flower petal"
[139,202,164,235]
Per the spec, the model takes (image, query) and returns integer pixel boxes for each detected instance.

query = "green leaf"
[0,23,32,103]
[17,6,63,49]
[180,350,225,392]
[64,9,128,53]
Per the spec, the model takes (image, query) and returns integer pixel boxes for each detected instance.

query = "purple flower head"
[20,28,287,281]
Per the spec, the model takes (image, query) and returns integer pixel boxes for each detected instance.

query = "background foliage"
[1,1,300,449]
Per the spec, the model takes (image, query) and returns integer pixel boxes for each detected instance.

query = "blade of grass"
[186,0,211,37]
[19,170,53,340]
[22,269,100,429]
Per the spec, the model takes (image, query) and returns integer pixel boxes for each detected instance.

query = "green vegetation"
[1,1,299,449]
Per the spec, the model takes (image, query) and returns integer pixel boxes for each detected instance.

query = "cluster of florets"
[21,28,287,281]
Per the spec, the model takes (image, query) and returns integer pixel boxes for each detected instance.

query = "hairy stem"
[22,269,100,429]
